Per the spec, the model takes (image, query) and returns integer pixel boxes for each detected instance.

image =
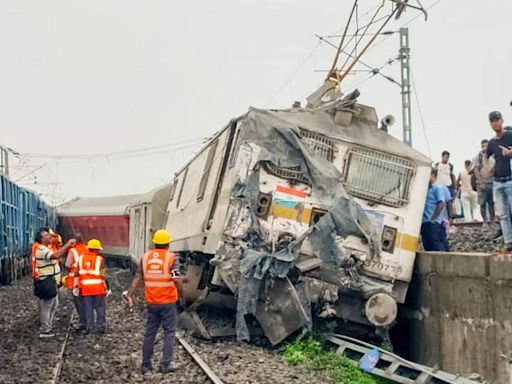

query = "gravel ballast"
[0,269,331,384]
[447,223,501,253]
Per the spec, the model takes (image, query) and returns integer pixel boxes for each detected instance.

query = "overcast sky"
[1,0,511,204]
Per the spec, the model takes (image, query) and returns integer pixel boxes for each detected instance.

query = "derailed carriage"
[165,93,431,345]
[57,185,172,265]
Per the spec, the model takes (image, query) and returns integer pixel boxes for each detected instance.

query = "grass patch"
[282,337,388,384]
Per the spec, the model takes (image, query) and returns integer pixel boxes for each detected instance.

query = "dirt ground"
[0,269,329,384]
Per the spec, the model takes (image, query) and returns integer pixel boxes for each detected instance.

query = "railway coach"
[57,183,172,265]
[0,174,56,284]
[57,194,140,260]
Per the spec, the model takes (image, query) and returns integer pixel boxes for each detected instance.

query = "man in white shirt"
[473,139,495,225]
[457,160,479,221]
[434,150,457,222]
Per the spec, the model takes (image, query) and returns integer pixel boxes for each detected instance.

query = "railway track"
[51,326,224,384]
[50,313,75,384]
[176,334,224,384]
[47,268,224,384]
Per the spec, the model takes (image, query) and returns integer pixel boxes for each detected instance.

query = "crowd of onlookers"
[422,110,512,255]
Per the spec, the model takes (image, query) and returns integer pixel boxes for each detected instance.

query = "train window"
[197,140,218,202]
[263,162,309,185]
[342,146,415,208]
[169,180,177,202]
[176,167,188,208]
[228,128,242,168]
[299,129,335,162]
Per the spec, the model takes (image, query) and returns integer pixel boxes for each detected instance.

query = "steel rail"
[51,311,75,384]
[176,334,225,384]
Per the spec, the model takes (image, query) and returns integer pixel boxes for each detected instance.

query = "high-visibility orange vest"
[142,249,178,305]
[78,251,106,296]
[31,242,40,280]
[49,242,60,268]
[67,243,87,289]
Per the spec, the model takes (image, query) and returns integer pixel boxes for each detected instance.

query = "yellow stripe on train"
[270,204,312,224]
[270,203,419,253]
[395,232,419,253]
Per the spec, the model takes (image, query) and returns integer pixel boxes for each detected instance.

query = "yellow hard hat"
[49,229,57,236]
[87,239,103,250]
[152,229,172,245]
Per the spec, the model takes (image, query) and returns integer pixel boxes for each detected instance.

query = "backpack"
[434,162,454,173]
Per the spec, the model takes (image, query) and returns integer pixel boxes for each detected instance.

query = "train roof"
[57,194,141,216]
[172,96,431,178]
[129,183,173,206]
[243,103,432,167]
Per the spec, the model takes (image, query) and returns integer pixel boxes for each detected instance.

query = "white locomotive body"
[164,97,431,345]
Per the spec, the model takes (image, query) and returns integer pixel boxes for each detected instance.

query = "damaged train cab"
[166,93,431,345]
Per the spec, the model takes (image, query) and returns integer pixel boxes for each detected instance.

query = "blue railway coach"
[0,175,56,285]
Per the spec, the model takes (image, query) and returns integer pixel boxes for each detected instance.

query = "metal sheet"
[254,277,309,345]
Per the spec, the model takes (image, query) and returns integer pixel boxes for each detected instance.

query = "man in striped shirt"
[34,228,75,338]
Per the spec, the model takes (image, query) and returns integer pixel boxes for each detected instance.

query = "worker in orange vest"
[126,229,183,374]
[31,227,58,280]
[31,229,44,280]
[65,233,88,330]
[77,239,107,334]
[49,229,59,253]
[34,229,76,339]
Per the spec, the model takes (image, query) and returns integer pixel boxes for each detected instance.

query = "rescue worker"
[65,233,88,330]
[126,229,182,374]
[31,228,45,281]
[49,229,59,253]
[34,228,76,338]
[77,239,107,334]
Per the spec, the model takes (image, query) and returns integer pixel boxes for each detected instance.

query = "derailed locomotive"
[164,92,431,345]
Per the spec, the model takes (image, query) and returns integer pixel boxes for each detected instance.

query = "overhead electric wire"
[362,0,444,55]
[343,55,401,90]
[318,0,444,90]
[10,137,206,161]
[327,0,358,79]
[264,41,322,107]
[330,2,382,35]
[14,163,48,182]
[315,34,399,88]
[410,67,432,158]
[337,8,388,73]
[264,0,439,108]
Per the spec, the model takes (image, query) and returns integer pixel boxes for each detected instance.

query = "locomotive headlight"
[381,225,397,253]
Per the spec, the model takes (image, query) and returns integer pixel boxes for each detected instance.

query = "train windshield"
[342,146,415,207]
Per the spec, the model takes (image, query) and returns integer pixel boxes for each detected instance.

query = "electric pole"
[399,27,412,147]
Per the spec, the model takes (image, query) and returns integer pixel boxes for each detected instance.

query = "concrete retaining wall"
[395,252,512,384]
